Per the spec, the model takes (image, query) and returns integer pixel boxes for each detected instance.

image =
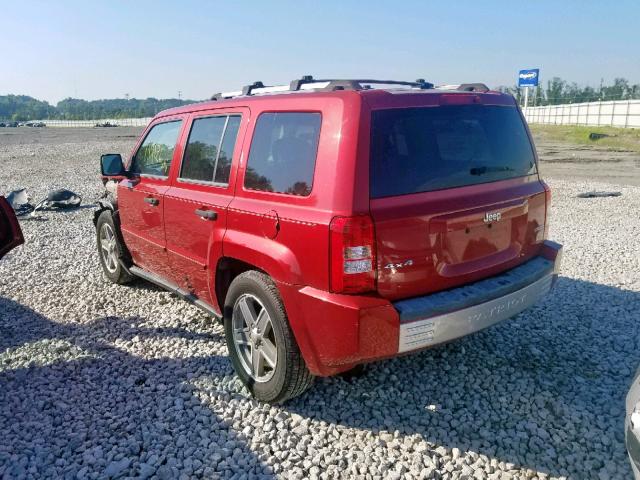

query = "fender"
[221,229,303,286]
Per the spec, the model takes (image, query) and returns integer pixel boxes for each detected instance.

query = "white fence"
[37,117,152,128]
[524,99,640,128]
[27,101,640,129]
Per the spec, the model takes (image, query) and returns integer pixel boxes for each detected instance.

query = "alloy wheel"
[99,223,118,273]
[232,293,278,383]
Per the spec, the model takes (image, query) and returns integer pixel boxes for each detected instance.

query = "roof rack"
[211,75,435,100]
[289,76,434,91]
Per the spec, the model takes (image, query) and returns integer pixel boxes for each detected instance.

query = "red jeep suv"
[96,77,562,403]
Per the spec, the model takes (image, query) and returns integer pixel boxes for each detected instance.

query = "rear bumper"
[279,240,562,376]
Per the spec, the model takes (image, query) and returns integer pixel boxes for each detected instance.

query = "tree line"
[2,77,640,120]
[498,77,640,106]
[0,95,197,121]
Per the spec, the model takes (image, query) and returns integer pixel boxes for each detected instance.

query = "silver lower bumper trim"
[398,273,555,353]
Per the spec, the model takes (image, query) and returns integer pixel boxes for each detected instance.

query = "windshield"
[370,105,537,198]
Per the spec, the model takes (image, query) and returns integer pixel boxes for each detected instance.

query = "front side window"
[180,115,242,184]
[130,120,182,177]
[245,112,321,196]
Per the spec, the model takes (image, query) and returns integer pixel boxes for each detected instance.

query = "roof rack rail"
[289,75,434,91]
[211,75,435,100]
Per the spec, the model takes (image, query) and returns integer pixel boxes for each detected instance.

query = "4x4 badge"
[483,211,502,223]
[384,259,414,272]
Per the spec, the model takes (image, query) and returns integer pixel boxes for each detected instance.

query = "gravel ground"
[1,127,639,479]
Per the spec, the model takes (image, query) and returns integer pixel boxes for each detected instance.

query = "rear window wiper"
[469,165,515,175]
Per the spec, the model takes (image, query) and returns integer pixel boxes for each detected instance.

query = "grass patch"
[529,124,640,153]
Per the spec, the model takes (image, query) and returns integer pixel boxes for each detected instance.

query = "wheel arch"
[95,202,132,264]
[93,198,115,226]
[214,233,303,307]
[214,256,268,313]
[214,253,329,376]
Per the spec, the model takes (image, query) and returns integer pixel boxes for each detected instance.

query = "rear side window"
[245,112,321,196]
[180,115,241,185]
[370,105,537,198]
[131,120,182,177]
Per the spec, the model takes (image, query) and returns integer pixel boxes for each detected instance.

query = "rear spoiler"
[457,83,490,93]
[437,83,490,93]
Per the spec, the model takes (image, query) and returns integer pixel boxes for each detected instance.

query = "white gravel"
[1,128,639,479]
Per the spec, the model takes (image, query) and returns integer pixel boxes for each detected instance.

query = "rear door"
[163,109,247,309]
[0,196,24,260]
[369,100,547,300]
[118,118,184,279]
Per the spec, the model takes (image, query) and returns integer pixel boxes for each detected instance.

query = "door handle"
[194,208,218,221]
[144,197,159,206]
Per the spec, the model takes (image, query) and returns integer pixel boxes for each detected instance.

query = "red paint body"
[0,196,24,260]
[114,88,552,376]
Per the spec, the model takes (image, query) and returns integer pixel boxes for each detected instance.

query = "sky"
[1,0,639,104]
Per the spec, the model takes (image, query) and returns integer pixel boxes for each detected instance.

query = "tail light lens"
[329,215,376,294]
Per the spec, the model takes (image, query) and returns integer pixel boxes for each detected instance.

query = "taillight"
[329,215,376,294]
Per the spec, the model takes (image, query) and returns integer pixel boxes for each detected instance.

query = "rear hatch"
[369,97,547,300]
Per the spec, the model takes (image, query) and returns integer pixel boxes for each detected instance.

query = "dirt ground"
[532,130,640,187]
[0,126,142,146]
[1,125,638,187]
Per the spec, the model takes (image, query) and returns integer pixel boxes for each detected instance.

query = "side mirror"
[100,154,126,176]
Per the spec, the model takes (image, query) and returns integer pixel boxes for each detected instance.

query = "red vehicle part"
[0,196,24,260]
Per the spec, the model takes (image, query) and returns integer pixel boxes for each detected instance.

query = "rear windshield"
[370,105,537,198]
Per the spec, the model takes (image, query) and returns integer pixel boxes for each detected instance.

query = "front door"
[164,110,246,310]
[118,118,184,279]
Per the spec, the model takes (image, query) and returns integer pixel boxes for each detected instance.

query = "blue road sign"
[518,69,539,87]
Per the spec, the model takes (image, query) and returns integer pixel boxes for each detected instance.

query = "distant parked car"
[31,122,46,127]
[95,121,118,128]
[4,122,18,128]
[627,367,640,478]
[0,196,24,260]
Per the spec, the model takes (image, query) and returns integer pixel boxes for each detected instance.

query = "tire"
[96,210,134,285]
[224,270,314,403]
